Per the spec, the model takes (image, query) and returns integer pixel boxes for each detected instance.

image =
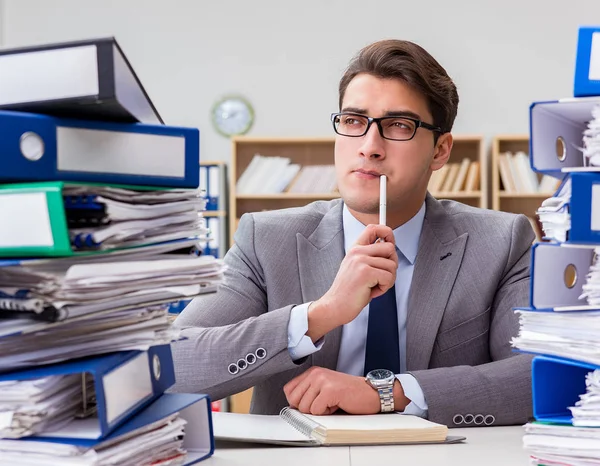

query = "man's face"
[334,73,443,217]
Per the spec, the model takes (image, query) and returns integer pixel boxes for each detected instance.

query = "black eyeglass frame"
[330,112,444,141]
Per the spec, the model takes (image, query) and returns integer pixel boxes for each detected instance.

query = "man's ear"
[430,133,453,171]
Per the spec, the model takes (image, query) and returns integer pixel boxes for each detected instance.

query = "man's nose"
[359,121,386,159]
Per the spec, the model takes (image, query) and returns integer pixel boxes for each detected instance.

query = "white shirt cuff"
[396,374,429,418]
[287,302,323,361]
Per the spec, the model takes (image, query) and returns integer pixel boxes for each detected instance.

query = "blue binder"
[529,242,596,310]
[561,172,600,243]
[0,110,199,188]
[529,97,600,177]
[574,26,600,98]
[0,345,175,439]
[28,393,214,464]
[532,355,597,424]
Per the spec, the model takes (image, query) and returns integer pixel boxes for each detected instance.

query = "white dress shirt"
[287,202,428,417]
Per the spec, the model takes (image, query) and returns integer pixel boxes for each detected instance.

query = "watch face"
[369,369,394,380]
[212,96,254,137]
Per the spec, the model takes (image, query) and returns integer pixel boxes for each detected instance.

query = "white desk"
[206,426,529,465]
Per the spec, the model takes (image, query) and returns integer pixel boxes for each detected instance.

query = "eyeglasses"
[331,112,443,141]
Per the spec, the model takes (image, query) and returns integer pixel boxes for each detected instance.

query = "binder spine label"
[56,126,186,178]
[592,184,600,231]
[0,192,53,246]
[103,353,153,426]
[0,45,99,106]
[590,32,600,80]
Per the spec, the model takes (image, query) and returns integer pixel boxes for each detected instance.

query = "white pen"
[375,175,386,243]
[379,174,387,226]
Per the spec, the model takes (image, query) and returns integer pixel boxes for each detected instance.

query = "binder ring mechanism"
[19,131,45,161]
[76,373,98,419]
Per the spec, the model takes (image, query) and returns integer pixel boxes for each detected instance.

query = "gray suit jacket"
[171,194,535,427]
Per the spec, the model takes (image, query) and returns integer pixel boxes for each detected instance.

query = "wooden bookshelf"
[229,135,487,247]
[491,135,558,214]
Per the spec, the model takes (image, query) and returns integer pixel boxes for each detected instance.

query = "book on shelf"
[236,154,337,195]
[212,408,464,446]
[497,151,560,194]
[428,159,479,194]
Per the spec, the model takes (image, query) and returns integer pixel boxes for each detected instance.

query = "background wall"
[1,0,599,163]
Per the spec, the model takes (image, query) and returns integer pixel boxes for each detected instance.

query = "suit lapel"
[406,195,468,371]
[297,200,345,370]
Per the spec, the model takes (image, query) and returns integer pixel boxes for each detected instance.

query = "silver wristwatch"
[365,369,395,413]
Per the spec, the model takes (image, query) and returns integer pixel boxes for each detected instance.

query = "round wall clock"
[211,95,255,137]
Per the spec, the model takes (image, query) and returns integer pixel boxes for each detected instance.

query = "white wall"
[0,0,4,46]
[2,0,600,164]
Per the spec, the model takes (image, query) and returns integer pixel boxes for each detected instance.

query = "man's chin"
[340,192,379,215]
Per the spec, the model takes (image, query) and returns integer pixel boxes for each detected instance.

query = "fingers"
[354,224,395,246]
[283,370,312,401]
[350,239,397,260]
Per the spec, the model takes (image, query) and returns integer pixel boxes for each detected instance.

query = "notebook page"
[303,412,442,431]
[212,412,316,445]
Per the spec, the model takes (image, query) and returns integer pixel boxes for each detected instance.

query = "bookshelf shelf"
[498,192,554,199]
[202,211,227,217]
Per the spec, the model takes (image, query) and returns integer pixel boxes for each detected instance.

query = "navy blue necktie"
[363,284,400,376]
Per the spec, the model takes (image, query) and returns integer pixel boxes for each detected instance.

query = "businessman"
[171,39,534,427]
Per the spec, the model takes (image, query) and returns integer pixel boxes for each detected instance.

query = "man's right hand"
[306,224,398,342]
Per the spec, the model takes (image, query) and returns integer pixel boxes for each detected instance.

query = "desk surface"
[206,426,529,465]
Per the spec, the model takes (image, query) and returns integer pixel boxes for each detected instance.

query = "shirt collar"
[342,201,426,265]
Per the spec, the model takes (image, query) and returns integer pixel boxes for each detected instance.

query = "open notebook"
[212,408,465,446]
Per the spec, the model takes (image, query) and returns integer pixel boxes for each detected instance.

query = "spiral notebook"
[212,408,465,446]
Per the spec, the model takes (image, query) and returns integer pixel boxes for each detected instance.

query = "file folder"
[574,26,600,98]
[529,242,595,310]
[27,393,214,464]
[531,355,596,424]
[0,37,163,124]
[0,181,203,257]
[0,109,199,188]
[0,345,175,440]
[530,97,600,177]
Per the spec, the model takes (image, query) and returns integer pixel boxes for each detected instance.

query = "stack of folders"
[510,26,600,466]
[0,38,218,464]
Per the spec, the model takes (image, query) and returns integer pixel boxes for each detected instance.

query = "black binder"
[0,37,163,124]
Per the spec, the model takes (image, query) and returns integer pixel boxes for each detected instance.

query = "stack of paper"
[0,413,188,466]
[0,305,176,371]
[580,104,600,167]
[63,185,207,250]
[511,310,600,366]
[0,254,224,321]
[523,422,600,465]
[579,251,600,306]
[536,177,571,242]
[0,374,94,438]
[570,369,600,426]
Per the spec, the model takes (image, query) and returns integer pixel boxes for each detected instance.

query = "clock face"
[212,96,254,137]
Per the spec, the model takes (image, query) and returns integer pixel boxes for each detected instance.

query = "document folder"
[0,345,174,439]
[574,27,600,98]
[0,181,203,257]
[0,109,199,188]
[0,37,163,124]
[529,242,595,310]
[532,355,596,424]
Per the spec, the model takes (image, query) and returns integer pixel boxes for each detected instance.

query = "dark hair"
[338,39,459,134]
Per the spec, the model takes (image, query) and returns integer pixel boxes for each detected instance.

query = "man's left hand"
[283,367,409,415]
